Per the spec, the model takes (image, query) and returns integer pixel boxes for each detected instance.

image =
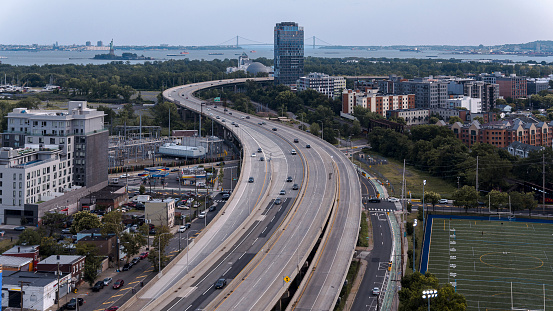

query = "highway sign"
[283,276,290,283]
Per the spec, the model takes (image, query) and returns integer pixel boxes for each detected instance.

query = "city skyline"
[2,0,553,47]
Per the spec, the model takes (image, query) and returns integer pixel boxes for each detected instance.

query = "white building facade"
[297,72,346,98]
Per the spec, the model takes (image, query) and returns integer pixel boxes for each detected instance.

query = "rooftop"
[38,255,84,265]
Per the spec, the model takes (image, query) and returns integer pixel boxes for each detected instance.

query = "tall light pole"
[413,219,418,272]
[158,232,171,277]
[422,180,426,229]
[422,289,438,311]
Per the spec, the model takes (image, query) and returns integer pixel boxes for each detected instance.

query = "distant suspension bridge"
[216,35,334,48]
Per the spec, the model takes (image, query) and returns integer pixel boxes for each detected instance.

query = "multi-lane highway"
[119,78,363,311]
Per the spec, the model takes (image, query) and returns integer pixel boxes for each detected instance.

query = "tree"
[399,272,466,311]
[139,184,146,195]
[487,190,508,211]
[76,242,102,286]
[41,212,69,237]
[309,122,320,137]
[71,211,102,234]
[120,231,146,262]
[510,191,538,215]
[40,236,66,258]
[453,186,478,213]
[148,226,171,272]
[424,191,441,211]
[17,228,43,245]
[449,116,462,124]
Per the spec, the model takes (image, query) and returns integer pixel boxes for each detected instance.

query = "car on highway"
[439,199,448,204]
[388,197,399,202]
[120,174,129,178]
[292,184,299,190]
[178,226,186,233]
[291,149,297,155]
[248,177,255,183]
[65,297,85,310]
[113,279,124,289]
[139,252,149,259]
[14,226,26,231]
[216,116,220,119]
[294,138,299,143]
[260,157,265,161]
[279,190,286,195]
[306,144,311,148]
[251,153,256,157]
[272,128,277,131]
[215,278,227,289]
[257,147,262,153]
[222,193,230,200]
[103,277,113,285]
[246,116,250,119]
[92,280,105,291]
[368,197,381,203]
[286,176,293,182]
[209,205,217,212]
[104,307,119,311]
[258,122,263,125]
[221,119,225,122]
[198,211,207,218]
[372,287,380,295]
[274,198,282,205]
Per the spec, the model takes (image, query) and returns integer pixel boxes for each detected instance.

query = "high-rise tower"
[274,22,304,85]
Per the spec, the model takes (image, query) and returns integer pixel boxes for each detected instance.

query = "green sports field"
[426,216,553,310]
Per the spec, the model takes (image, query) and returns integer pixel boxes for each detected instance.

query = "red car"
[139,252,149,259]
[105,307,119,311]
[113,279,124,289]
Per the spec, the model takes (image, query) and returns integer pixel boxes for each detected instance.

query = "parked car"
[103,277,113,285]
[113,279,124,289]
[92,281,105,292]
[65,298,85,310]
[61,228,72,234]
[439,199,449,204]
[104,307,119,311]
[13,226,26,231]
[215,278,227,289]
[139,252,149,259]
[122,263,133,271]
[131,257,140,265]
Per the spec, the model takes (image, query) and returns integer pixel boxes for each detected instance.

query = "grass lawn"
[361,151,457,199]
[426,217,553,310]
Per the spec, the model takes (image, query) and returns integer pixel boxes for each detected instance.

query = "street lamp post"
[422,180,426,229]
[158,232,171,277]
[422,289,438,311]
[413,219,418,272]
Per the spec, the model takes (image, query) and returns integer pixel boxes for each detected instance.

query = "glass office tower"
[274,22,304,85]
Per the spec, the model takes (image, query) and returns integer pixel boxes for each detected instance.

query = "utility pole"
[19,281,30,311]
[543,152,546,213]
[476,155,479,195]
[57,261,60,311]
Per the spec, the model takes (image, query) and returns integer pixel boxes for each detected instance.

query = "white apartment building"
[145,198,175,228]
[0,101,108,225]
[297,72,346,98]
[445,96,482,113]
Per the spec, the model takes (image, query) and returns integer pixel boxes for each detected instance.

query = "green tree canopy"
[71,211,102,234]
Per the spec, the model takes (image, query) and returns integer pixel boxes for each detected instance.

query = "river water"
[1,45,552,66]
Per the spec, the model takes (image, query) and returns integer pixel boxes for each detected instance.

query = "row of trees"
[18,210,172,286]
[367,125,553,194]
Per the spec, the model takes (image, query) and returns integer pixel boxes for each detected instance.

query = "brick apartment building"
[342,88,415,116]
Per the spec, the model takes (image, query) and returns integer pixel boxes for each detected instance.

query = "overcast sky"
[2,0,552,46]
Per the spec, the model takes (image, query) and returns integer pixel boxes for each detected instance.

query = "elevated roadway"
[121,77,362,311]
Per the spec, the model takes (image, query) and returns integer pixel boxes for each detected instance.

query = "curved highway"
[120,78,362,311]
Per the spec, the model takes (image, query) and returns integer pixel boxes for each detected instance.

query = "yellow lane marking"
[128,281,140,285]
